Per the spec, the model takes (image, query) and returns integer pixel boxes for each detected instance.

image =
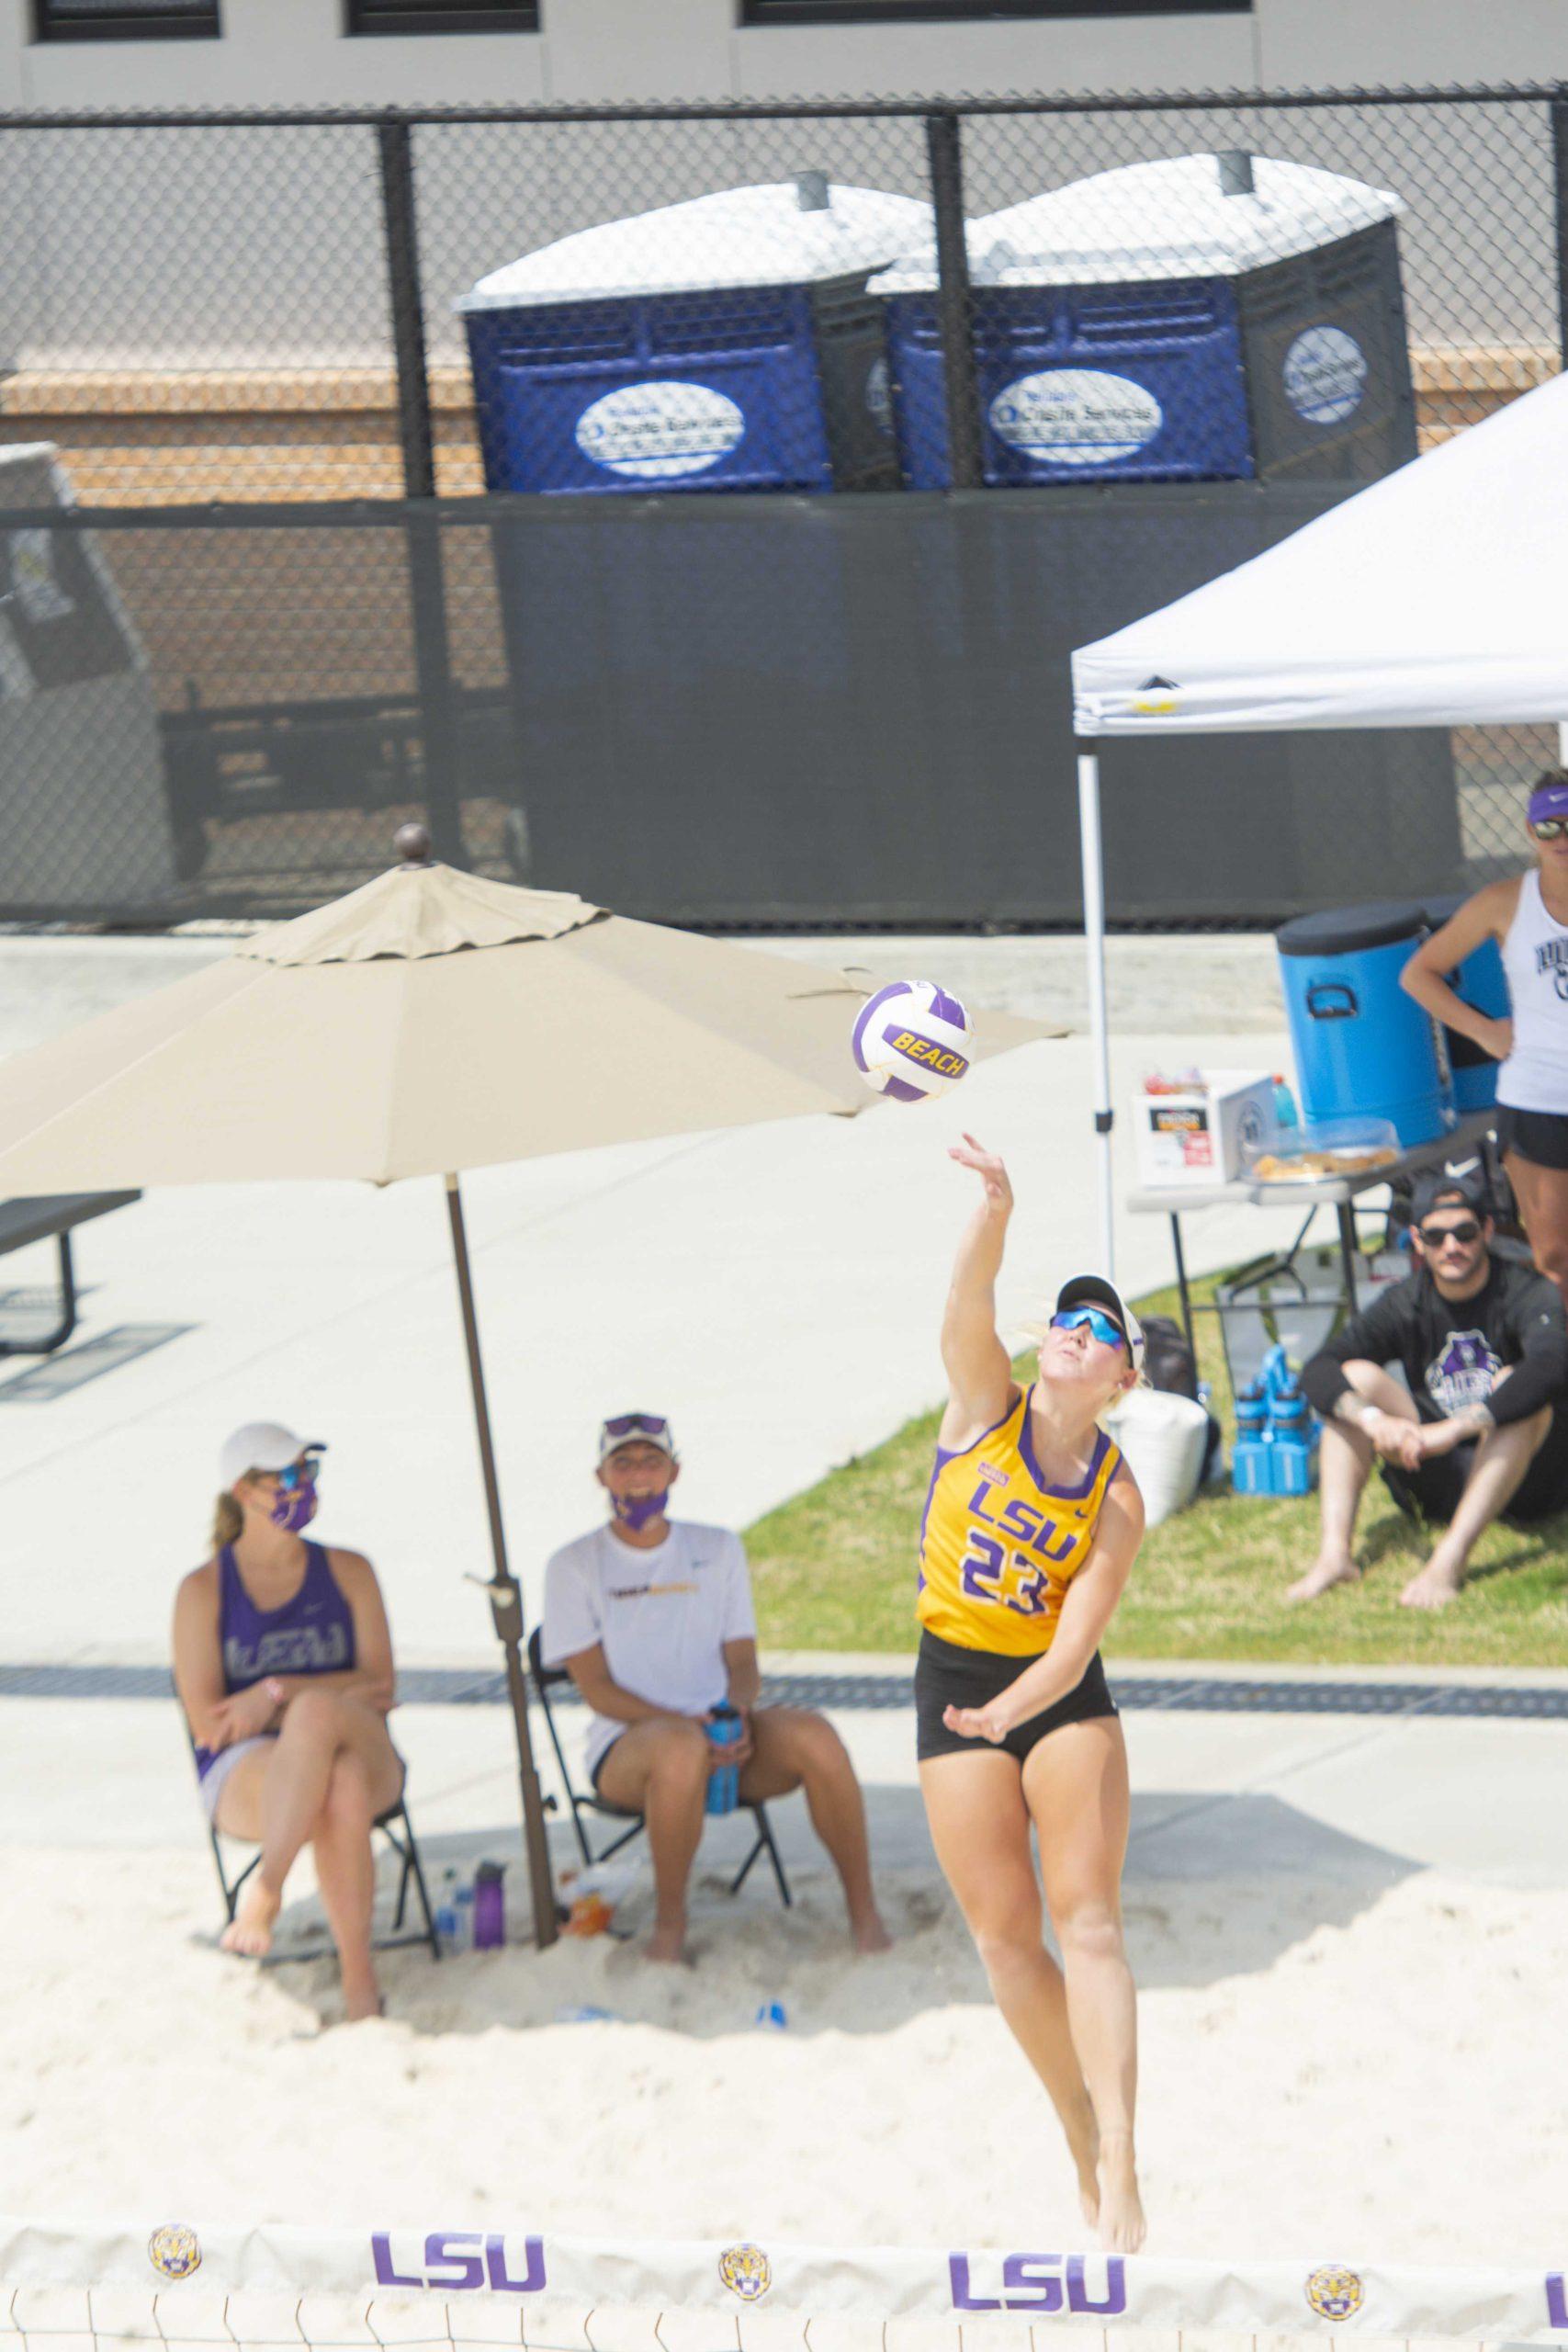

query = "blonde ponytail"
[210,1489,243,1553]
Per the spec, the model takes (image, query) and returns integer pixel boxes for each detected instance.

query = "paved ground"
[6,1669,1565,1899]
[0,934,1307,1668]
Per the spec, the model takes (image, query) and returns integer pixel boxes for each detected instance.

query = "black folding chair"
[527,1627,791,1907]
[195,1733,442,1961]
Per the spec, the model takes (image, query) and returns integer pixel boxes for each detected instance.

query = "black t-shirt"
[1301,1257,1568,1428]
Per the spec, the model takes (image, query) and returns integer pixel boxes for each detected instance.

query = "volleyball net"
[3,2222,1565,2352]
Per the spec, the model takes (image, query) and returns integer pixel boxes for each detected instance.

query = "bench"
[0,1193,141,1358]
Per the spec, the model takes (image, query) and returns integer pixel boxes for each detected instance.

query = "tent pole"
[1077,747,1116,1274]
[444,1171,558,1951]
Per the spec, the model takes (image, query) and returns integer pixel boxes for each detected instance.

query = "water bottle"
[1269,1382,1316,1496]
[705,1702,743,1816]
[473,1860,506,1951]
[436,1866,467,1953]
[1232,1381,1272,1495]
[454,1882,476,1952]
[1272,1075,1300,1130]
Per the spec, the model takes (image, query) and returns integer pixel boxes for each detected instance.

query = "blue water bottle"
[1232,1381,1272,1496]
[705,1702,743,1816]
[1269,1382,1316,1496]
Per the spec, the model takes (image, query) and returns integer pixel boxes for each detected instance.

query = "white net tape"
[0,2225,1562,2352]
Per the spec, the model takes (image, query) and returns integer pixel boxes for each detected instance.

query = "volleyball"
[850,979,974,1102]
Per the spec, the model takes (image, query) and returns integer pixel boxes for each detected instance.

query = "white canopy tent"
[1068,367,1568,1268]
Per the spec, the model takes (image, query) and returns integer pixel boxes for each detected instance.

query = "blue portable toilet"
[1276,901,1452,1148]
[458,178,931,497]
[1425,891,1509,1113]
[872,153,1413,491]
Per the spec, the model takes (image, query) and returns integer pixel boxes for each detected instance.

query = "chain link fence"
[0,86,1561,924]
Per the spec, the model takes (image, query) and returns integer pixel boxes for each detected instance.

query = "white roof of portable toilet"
[869,152,1403,294]
[458,179,934,311]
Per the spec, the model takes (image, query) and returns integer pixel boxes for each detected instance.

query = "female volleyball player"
[173,1422,404,2022]
[1403,771,1568,1312]
[917,1135,1146,2251]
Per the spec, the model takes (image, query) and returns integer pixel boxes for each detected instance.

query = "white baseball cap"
[597,1411,678,1465]
[1054,1274,1145,1373]
[218,1421,324,1491]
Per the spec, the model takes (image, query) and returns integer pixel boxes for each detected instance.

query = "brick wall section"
[0,348,1551,713]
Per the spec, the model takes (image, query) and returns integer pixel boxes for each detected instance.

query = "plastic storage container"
[459,178,931,496]
[1276,900,1451,1147]
[1425,890,1509,1113]
[871,153,1415,491]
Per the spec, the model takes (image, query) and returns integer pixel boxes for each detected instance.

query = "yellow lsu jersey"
[917,1385,1124,1657]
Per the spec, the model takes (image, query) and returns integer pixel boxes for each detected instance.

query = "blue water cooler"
[873,151,1415,492]
[459,178,930,497]
[1425,892,1509,1112]
[1276,901,1451,1147]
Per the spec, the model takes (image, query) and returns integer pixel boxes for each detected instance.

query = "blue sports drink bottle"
[705,1702,743,1815]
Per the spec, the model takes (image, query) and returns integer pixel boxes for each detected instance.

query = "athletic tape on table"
[3,2222,1568,2341]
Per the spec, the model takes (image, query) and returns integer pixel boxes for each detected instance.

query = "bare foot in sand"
[220,1878,281,1957]
[852,1908,893,1954]
[1286,1551,1359,1603]
[1095,2130,1145,2253]
[341,1973,384,2023]
[646,1920,688,1964]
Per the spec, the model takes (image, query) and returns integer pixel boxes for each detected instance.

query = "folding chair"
[527,1627,792,1906]
[194,1733,442,1961]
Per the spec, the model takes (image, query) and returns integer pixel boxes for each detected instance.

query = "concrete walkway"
[0,924,1307,1665]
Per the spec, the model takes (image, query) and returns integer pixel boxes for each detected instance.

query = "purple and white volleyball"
[851,979,974,1102]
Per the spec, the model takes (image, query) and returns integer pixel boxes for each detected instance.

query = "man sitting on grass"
[542,1411,890,1963]
[1291,1170,1568,1611]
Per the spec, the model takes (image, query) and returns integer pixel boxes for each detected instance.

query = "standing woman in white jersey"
[1404,771,1568,1307]
[916,1136,1147,2251]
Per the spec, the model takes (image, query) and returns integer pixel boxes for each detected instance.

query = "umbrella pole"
[444,1171,558,1951]
[1077,746,1116,1275]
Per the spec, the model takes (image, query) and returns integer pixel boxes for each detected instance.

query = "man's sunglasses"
[1050,1306,1128,1355]
[1530,818,1568,841]
[274,1453,322,1491]
[602,1413,672,1442]
[1418,1218,1482,1248]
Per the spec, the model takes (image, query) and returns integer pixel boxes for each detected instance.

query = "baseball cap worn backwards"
[219,1421,324,1490]
[1411,1167,1490,1224]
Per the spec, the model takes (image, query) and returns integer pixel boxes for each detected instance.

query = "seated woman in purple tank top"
[172,1419,404,2022]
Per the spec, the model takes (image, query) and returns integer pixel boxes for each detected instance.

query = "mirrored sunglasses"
[602,1413,671,1442]
[274,1452,322,1491]
[1049,1306,1128,1355]
[1530,818,1568,841]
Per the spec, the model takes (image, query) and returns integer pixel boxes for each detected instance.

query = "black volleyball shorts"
[914,1629,1118,1765]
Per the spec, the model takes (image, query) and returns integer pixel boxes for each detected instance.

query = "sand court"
[2,1670,1564,2267]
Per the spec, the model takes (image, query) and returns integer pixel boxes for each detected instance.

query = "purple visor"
[1529,778,1568,825]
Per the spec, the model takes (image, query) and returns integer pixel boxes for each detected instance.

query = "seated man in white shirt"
[542,1410,890,1965]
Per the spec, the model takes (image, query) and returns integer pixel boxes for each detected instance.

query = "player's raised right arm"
[941,1134,1016,1439]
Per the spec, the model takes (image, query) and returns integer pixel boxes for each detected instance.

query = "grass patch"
[746,1265,1568,1668]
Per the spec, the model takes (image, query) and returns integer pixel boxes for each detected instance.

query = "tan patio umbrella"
[0,831,1054,1944]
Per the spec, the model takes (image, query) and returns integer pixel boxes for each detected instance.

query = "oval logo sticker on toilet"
[575,381,746,479]
[988,368,1163,467]
[1282,326,1368,426]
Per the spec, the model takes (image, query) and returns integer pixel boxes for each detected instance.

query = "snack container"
[1242,1115,1400,1184]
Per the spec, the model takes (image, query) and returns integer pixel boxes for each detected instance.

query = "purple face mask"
[611,1487,670,1532]
[270,1477,319,1534]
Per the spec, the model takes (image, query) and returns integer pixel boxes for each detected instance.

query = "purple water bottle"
[473,1860,506,1950]
[705,1702,743,1816]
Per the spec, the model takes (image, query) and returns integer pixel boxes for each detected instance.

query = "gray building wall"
[3,0,1568,114]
